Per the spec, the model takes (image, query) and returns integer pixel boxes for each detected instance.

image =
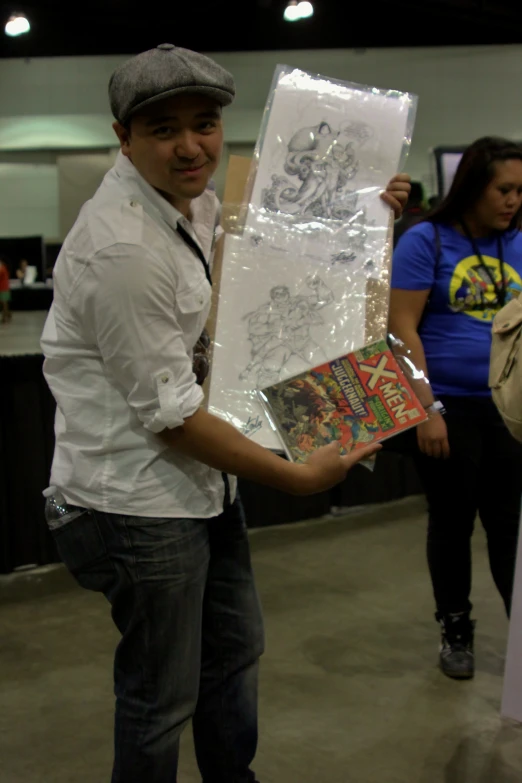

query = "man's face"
[113,94,223,214]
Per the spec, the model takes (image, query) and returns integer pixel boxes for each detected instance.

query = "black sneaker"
[438,612,475,680]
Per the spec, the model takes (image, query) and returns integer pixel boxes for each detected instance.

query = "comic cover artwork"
[257,339,428,462]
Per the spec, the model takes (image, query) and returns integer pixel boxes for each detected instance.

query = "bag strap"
[418,224,441,328]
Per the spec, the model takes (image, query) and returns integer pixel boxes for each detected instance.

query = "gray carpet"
[1,496,520,782]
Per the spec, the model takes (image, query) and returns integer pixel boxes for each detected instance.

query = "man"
[41,44,411,783]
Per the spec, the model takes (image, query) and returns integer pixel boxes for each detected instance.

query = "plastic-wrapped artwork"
[208,65,418,451]
[256,337,431,463]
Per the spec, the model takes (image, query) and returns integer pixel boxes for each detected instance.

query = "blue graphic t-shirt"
[391,221,522,397]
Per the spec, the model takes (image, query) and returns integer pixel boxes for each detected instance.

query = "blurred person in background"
[389,137,522,680]
[16,258,28,283]
[0,257,11,323]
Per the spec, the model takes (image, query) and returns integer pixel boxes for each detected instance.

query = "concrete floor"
[1,496,521,782]
[0,309,47,355]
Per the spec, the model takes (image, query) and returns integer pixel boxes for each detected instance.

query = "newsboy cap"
[109,43,236,125]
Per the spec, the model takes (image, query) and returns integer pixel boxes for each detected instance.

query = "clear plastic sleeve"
[254,336,432,467]
[244,64,417,249]
[207,65,418,468]
[386,333,444,415]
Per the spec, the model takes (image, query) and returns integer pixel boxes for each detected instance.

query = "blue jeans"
[49,497,264,783]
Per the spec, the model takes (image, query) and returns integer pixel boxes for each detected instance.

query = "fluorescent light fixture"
[5,12,30,37]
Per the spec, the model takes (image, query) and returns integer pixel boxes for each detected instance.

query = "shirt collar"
[114,151,186,233]
[112,151,219,259]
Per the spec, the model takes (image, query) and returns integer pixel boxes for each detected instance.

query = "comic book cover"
[257,338,428,462]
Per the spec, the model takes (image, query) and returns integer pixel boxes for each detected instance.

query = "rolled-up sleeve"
[78,242,203,432]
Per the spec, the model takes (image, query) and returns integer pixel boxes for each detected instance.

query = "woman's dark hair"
[427,136,522,232]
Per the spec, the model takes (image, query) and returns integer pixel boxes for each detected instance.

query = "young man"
[41,44,410,783]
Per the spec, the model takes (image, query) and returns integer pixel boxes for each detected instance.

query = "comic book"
[257,338,428,462]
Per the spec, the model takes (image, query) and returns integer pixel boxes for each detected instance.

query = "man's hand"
[291,441,382,495]
[417,414,450,459]
[380,174,411,219]
[162,408,382,498]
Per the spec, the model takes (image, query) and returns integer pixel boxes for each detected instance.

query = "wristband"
[425,400,445,416]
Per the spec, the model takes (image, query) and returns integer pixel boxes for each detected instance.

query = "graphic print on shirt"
[448,255,522,321]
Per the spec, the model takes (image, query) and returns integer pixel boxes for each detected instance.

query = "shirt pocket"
[176,280,211,316]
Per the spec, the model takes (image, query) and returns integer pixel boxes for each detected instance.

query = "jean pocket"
[51,510,118,594]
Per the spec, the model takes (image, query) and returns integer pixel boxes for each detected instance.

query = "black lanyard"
[176,222,212,285]
[176,221,231,507]
[460,220,506,307]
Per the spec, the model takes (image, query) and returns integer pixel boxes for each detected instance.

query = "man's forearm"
[160,407,303,494]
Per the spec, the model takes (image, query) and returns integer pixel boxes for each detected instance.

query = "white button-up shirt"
[41,151,234,518]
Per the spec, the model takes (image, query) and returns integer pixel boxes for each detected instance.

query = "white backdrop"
[2,45,522,238]
[0,162,58,239]
[57,150,118,239]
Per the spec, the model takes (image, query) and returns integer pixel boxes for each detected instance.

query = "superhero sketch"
[239,275,335,388]
[261,120,373,221]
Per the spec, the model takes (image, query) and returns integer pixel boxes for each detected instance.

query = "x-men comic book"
[257,339,428,462]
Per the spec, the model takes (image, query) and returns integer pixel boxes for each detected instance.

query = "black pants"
[412,396,522,617]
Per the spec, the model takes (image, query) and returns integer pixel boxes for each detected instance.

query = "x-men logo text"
[358,356,398,390]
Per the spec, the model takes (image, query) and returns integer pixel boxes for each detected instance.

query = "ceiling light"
[284,1,302,21]
[283,0,314,21]
[5,12,30,37]
[297,1,313,18]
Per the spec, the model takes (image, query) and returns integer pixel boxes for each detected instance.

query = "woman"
[390,137,522,680]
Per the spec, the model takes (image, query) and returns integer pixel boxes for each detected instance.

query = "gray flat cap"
[109,43,235,124]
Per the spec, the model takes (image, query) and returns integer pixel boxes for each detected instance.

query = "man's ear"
[113,121,131,157]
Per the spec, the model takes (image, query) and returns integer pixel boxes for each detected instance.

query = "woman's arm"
[389,288,450,459]
[389,289,432,396]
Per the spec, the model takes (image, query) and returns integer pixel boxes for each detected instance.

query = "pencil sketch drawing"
[239,275,335,387]
[261,120,373,221]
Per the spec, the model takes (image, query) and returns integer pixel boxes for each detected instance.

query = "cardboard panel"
[203,155,252,404]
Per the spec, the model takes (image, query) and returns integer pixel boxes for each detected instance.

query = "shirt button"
[198,296,204,305]
[130,200,138,207]
[161,375,169,384]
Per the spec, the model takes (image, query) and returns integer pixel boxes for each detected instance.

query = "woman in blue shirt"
[390,137,522,680]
